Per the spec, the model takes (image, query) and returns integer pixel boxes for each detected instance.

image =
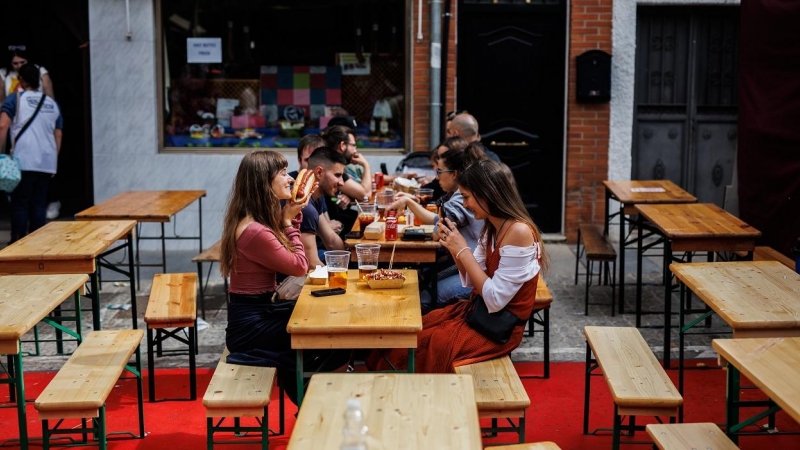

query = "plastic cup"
[357,203,377,230]
[324,250,350,290]
[355,243,381,281]
[375,192,394,221]
[414,188,434,205]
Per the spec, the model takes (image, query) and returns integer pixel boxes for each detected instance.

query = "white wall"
[88,0,404,250]
[608,0,740,181]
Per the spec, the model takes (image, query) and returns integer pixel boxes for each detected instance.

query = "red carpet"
[2,362,799,449]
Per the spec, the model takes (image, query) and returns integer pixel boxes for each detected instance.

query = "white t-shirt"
[0,65,49,96]
[460,239,541,313]
[0,90,62,174]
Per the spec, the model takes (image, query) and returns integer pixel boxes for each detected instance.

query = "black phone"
[345,231,363,240]
[310,287,347,297]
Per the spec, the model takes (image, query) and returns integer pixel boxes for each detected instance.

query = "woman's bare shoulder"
[501,221,535,248]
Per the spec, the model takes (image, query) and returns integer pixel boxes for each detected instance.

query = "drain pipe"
[125,0,132,40]
[429,0,443,148]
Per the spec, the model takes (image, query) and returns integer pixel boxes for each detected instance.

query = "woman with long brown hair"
[220,150,312,405]
[370,159,548,373]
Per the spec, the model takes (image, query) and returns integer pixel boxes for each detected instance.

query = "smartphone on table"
[310,287,346,297]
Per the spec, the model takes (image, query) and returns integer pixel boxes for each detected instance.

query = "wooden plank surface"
[144,273,197,326]
[534,278,553,308]
[646,423,738,450]
[203,348,276,415]
[75,190,206,223]
[287,373,481,450]
[35,329,144,416]
[0,274,89,354]
[579,224,616,260]
[454,355,530,411]
[584,326,683,409]
[0,221,136,273]
[713,337,800,425]
[346,222,440,263]
[192,240,221,262]
[489,443,562,450]
[604,180,697,205]
[288,269,421,337]
[754,246,795,270]
[671,262,800,334]
[635,203,761,240]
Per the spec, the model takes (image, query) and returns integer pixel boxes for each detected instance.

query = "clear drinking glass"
[354,243,381,281]
[324,250,350,290]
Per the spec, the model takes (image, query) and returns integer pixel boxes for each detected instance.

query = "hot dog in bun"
[291,169,316,204]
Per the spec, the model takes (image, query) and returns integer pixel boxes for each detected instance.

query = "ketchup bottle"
[385,210,398,241]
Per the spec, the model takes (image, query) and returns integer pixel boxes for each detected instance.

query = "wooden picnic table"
[0,274,89,450]
[75,190,206,287]
[287,373,481,450]
[287,269,422,404]
[713,337,800,444]
[0,220,137,331]
[603,180,697,314]
[634,203,761,368]
[345,221,440,263]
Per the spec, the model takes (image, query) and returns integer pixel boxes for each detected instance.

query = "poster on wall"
[187,38,222,63]
[338,53,371,75]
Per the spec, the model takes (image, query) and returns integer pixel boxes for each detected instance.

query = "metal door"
[633,6,739,206]
[458,0,566,233]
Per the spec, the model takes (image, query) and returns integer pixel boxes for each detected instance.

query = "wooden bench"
[574,224,617,316]
[203,348,284,450]
[489,442,562,450]
[144,272,197,402]
[583,326,683,450]
[525,278,553,379]
[35,329,145,450]
[646,423,738,449]
[455,355,530,444]
[192,239,228,320]
[735,246,794,270]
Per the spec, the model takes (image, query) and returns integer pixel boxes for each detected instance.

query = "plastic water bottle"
[340,398,368,450]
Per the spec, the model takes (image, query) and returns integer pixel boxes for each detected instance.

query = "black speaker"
[576,50,611,103]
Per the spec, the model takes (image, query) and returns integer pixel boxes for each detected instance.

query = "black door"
[0,1,92,218]
[458,0,566,233]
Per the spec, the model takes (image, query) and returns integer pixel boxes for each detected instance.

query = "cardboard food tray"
[366,278,406,289]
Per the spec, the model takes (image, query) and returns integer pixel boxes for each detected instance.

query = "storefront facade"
[87,0,736,248]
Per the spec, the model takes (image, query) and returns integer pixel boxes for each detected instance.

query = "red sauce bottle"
[385,210,398,241]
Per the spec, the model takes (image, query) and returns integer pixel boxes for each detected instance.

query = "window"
[158,0,406,151]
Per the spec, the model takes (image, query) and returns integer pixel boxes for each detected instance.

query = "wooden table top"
[0,220,136,275]
[671,262,800,337]
[287,373,481,450]
[604,180,697,205]
[713,337,800,425]
[75,190,206,223]
[635,203,761,240]
[346,222,440,263]
[0,274,89,355]
[287,269,422,349]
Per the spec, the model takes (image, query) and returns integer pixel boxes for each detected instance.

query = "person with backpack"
[0,64,63,243]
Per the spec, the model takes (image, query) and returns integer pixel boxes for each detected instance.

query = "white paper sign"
[430,42,441,69]
[630,187,666,193]
[187,38,222,63]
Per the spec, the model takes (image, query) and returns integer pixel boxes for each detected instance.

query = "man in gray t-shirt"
[0,63,63,242]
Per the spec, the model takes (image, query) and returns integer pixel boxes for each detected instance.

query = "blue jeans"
[11,171,50,243]
[420,273,473,308]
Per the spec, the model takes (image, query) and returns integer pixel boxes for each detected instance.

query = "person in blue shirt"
[0,64,63,243]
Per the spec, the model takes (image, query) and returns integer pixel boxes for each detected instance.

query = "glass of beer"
[355,243,381,281]
[324,250,351,290]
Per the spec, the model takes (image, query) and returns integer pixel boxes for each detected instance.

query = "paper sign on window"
[187,38,222,64]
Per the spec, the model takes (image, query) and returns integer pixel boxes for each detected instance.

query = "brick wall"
[565,0,613,242]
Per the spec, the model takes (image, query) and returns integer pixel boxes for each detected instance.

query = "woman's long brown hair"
[220,151,293,276]
[458,159,549,272]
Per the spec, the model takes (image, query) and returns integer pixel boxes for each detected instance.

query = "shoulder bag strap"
[11,92,47,155]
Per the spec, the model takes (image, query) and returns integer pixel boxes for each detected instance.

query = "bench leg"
[207,417,214,450]
[42,419,50,450]
[189,325,197,400]
[147,327,156,402]
[575,227,582,285]
[135,344,145,437]
[518,414,526,443]
[584,260,592,315]
[612,404,622,450]
[261,407,269,450]
[543,308,550,379]
[98,405,108,450]
[279,384,286,435]
[583,341,593,435]
[196,261,206,321]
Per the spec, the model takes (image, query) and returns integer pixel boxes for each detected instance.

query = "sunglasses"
[446,109,468,121]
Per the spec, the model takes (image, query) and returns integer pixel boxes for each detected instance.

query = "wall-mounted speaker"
[576,50,612,103]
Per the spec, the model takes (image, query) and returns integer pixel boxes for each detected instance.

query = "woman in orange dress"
[369,160,549,373]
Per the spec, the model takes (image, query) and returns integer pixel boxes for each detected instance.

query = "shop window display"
[159,0,406,151]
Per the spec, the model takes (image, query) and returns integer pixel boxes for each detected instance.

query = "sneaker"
[46,201,61,220]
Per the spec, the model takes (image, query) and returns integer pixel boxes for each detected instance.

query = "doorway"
[457,0,567,233]
[0,0,93,220]
[633,6,739,206]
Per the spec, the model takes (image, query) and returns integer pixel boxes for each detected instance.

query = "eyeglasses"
[436,169,455,175]
[446,109,467,121]
[8,45,26,51]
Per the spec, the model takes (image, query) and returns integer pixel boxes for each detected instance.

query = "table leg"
[618,203,626,315]
[74,290,83,344]
[135,223,142,291]
[663,238,673,369]
[678,281,686,422]
[12,351,28,450]
[198,197,204,257]
[90,271,101,331]
[407,349,415,373]
[635,214,644,328]
[296,350,305,406]
[127,232,138,329]
[160,222,167,273]
[725,364,740,445]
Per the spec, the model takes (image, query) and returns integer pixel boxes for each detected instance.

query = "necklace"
[494,218,509,245]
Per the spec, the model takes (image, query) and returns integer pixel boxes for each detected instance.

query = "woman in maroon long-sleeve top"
[219,150,314,405]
